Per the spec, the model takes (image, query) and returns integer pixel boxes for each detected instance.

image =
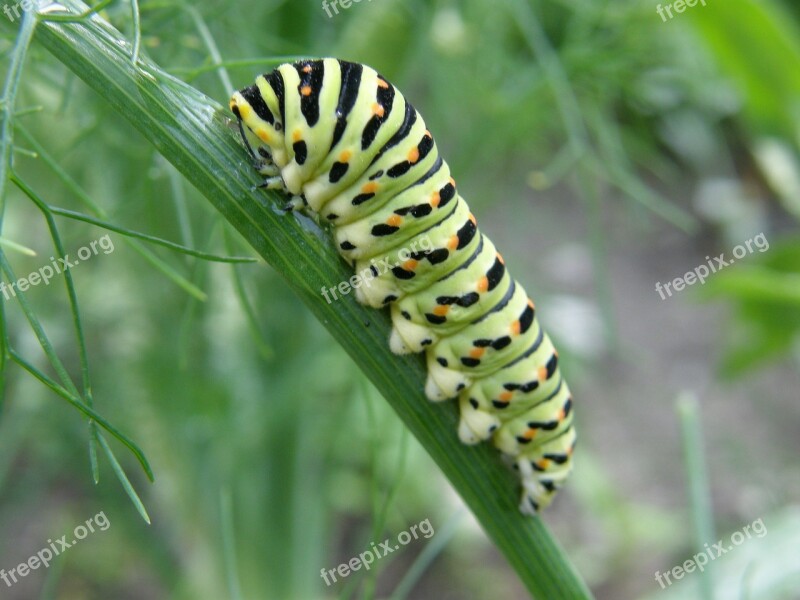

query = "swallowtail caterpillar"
[230,59,575,514]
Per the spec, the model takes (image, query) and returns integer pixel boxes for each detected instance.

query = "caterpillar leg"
[424,354,470,401]
[235,116,260,165]
[281,194,308,212]
[517,426,576,514]
[354,270,406,309]
[233,114,281,177]
[258,163,281,177]
[457,394,500,444]
[389,304,437,355]
[253,173,304,212]
[256,176,285,191]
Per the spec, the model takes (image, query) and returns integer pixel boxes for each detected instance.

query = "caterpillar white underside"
[230,58,575,514]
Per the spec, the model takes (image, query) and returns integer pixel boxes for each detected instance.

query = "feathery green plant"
[9,1,595,596]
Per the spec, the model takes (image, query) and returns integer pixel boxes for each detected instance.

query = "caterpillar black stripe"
[230,59,576,514]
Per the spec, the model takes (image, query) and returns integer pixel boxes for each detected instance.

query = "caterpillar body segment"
[230,58,575,514]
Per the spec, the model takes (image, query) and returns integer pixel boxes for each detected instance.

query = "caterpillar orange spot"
[469,347,485,359]
[433,305,450,317]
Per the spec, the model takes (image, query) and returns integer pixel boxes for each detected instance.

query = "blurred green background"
[1,0,799,598]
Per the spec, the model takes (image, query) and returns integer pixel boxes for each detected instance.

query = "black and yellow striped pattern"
[230,58,575,514]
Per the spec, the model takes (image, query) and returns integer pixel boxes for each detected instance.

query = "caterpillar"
[229,59,575,514]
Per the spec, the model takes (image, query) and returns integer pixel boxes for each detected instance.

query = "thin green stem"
[96,432,151,523]
[224,229,274,360]
[220,488,244,600]
[11,105,44,118]
[0,236,37,256]
[37,0,114,22]
[506,0,618,350]
[0,10,37,221]
[12,175,92,395]
[130,0,141,65]
[183,3,234,96]
[0,253,80,398]
[169,56,308,79]
[5,173,153,497]
[11,172,102,477]
[47,204,258,263]
[17,125,106,216]
[678,392,716,600]
[9,349,153,481]
[17,125,231,299]
[165,160,195,251]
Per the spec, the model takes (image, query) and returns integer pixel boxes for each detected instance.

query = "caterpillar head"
[229,79,288,170]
